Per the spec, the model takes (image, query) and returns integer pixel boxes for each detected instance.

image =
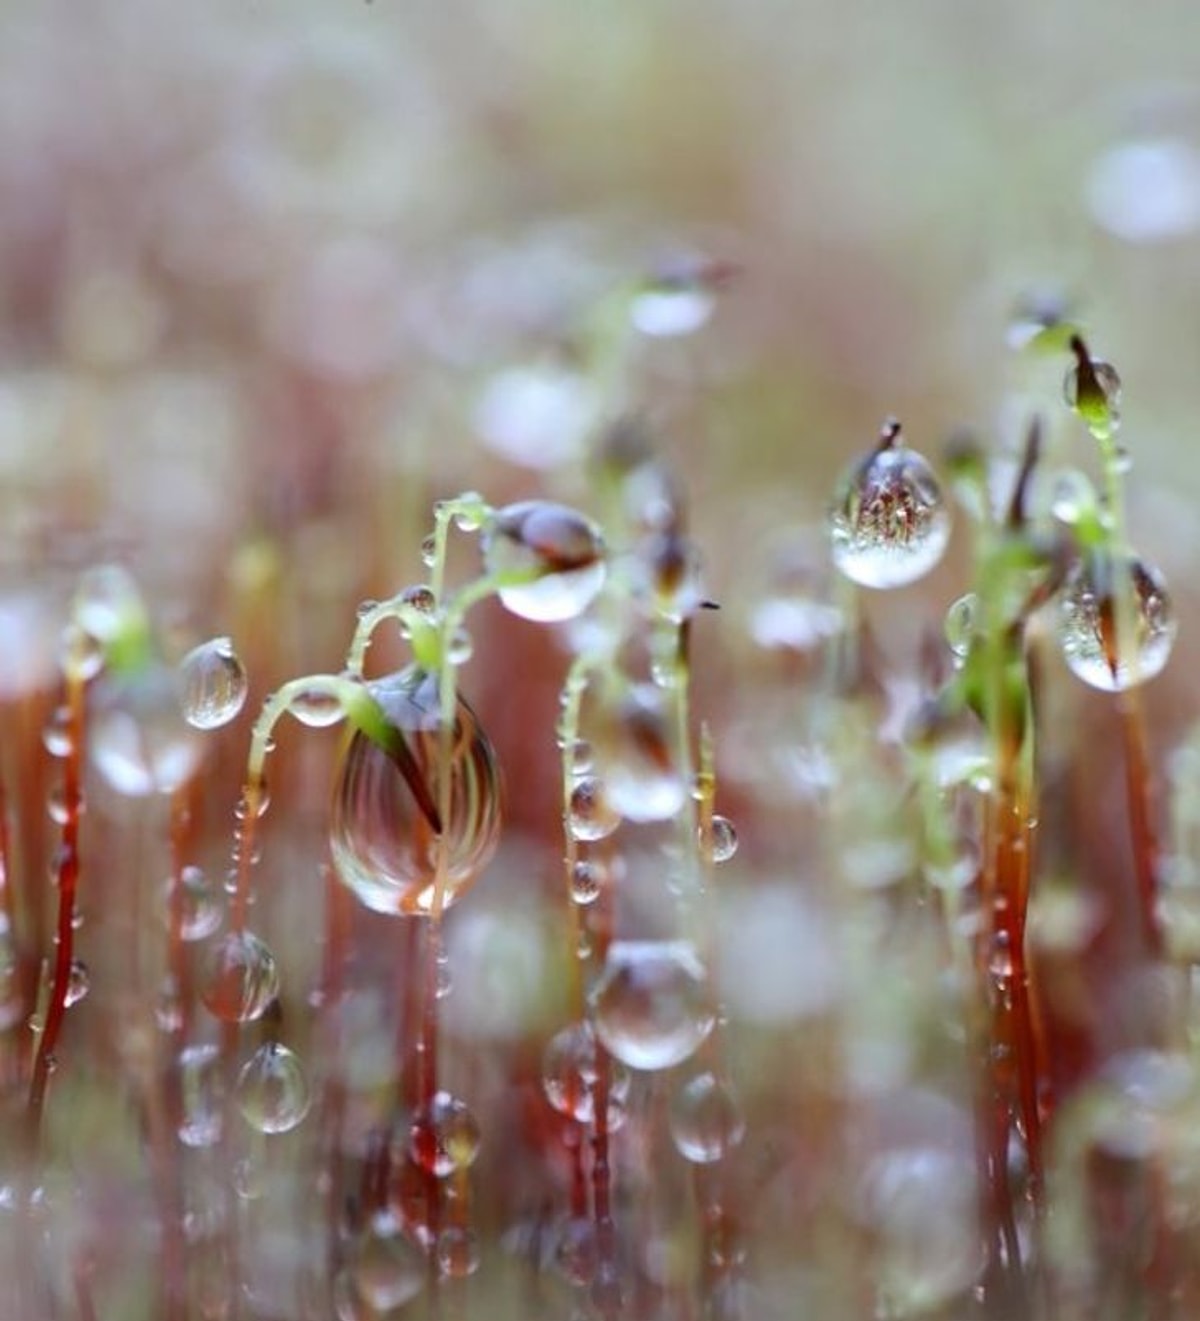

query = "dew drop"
[63,959,90,1008]
[709,815,739,864]
[330,665,502,916]
[73,563,144,645]
[592,940,715,1072]
[1050,469,1097,525]
[349,1225,426,1313]
[161,865,224,942]
[200,930,279,1023]
[177,1043,225,1148]
[630,283,715,338]
[400,583,437,614]
[554,1216,598,1286]
[154,977,184,1034]
[452,491,487,532]
[91,666,204,796]
[42,705,73,758]
[595,684,686,823]
[180,637,248,730]
[447,627,474,666]
[45,782,75,826]
[356,598,380,620]
[669,1072,746,1163]
[482,501,606,622]
[436,1225,481,1278]
[288,686,345,729]
[420,535,437,568]
[541,1020,632,1127]
[473,363,597,470]
[236,1042,311,1134]
[571,860,603,906]
[408,1090,481,1178]
[943,593,977,660]
[569,738,593,774]
[567,776,621,842]
[829,429,951,590]
[1058,553,1176,691]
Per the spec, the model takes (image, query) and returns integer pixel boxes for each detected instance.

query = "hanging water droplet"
[400,583,437,614]
[595,684,686,824]
[330,665,502,916]
[408,1090,481,1178]
[943,593,977,660]
[1058,552,1176,691]
[91,665,204,796]
[200,930,279,1022]
[45,782,75,826]
[288,686,345,729]
[177,1043,225,1148]
[669,1072,746,1163]
[482,501,606,622]
[829,425,951,590]
[420,535,438,567]
[435,947,454,999]
[567,776,621,842]
[1064,356,1122,438]
[42,705,73,758]
[592,940,715,1072]
[452,491,487,532]
[73,563,144,646]
[180,637,248,730]
[571,860,604,906]
[436,1226,481,1279]
[349,1224,427,1313]
[473,363,598,470]
[709,815,738,863]
[161,865,224,942]
[447,627,474,666]
[569,738,594,774]
[1050,469,1097,525]
[236,1041,311,1134]
[541,1020,632,1128]
[63,959,90,1008]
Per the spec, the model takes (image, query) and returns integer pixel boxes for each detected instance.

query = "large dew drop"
[595,684,686,823]
[669,1072,746,1164]
[482,501,606,622]
[829,425,951,590]
[330,666,502,916]
[592,940,715,1072]
[236,1042,311,1134]
[180,636,248,730]
[541,1020,632,1128]
[200,930,279,1022]
[1058,553,1176,692]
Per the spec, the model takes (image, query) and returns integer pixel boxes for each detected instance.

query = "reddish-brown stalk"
[587,837,619,1321]
[1117,688,1163,957]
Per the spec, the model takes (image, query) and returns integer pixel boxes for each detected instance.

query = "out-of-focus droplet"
[161,865,224,942]
[200,930,279,1023]
[829,427,951,590]
[408,1091,481,1177]
[708,815,738,863]
[63,960,90,1008]
[482,501,606,622]
[436,1225,481,1278]
[330,666,502,916]
[568,776,621,842]
[177,1043,225,1148]
[1064,357,1122,438]
[42,705,73,758]
[592,940,715,1072]
[473,364,597,470]
[349,1224,426,1313]
[420,535,437,568]
[180,637,248,730]
[630,283,715,338]
[541,1020,632,1129]
[288,686,346,728]
[943,593,977,660]
[447,627,474,666]
[1058,553,1176,691]
[669,1072,745,1163]
[1087,137,1200,243]
[236,1042,311,1134]
[73,564,144,646]
[554,1215,598,1286]
[91,666,205,796]
[571,859,604,905]
[595,684,685,823]
[748,595,843,653]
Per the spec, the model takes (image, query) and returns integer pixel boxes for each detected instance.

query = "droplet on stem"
[179,636,248,730]
[542,1020,632,1127]
[595,684,686,823]
[669,1072,745,1163]
[408,1090,481,1177]
[236,1041,311,1134]
[482,501,606,622]
[200,930,279,1023]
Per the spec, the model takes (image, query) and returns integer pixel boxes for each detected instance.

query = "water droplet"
[408,1090,481,1177]
[400,583,437,614]
[161,865,224,942]
[1058,552,1176,691]
[420,535,437,568]
[42,705,73,758]
[541,1020,631,1127]
[73,563,144,645]
[1087,137,1200,243]
[447,627,474,665]
[288,686,345,728]
[330,665,503,916]
[473,364,597,470]
[349,1225,426,1312]
[748,595,844,653]
[180,637,248,730]
[988,931,1016,982]
[200,930,279,1022]
[436,1225,481,1278]
[630,284,715,338]
[569,738,593,774]
[233,1156,264,1201]
[571,860,603,906]
[452,492,487,532]
[1050,469,1097,525]
[356,598,380,620]
[177,1043,225,1148]
[236,1042,310,1134]
[709,815,738,863]
[91,666,204,796]
[829,430,951,590]
[669,1072,746,1163]
[554,1216,598,1285]
[592,940,715,1072]
[154,977,184,1033]
[567,776,621,842]
[1064,357,1122,438]
[482,501,606,622]
[595,684,686,824]
[943,593,977,660]
[64,959,89,1007]
[45,782,75,826]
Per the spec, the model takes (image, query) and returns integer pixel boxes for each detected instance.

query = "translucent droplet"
[1064,357,1122,438]
[356,598,380,620]
[42,705,73,758]
[330,665,502,916]
[482,501,606,622]
[200,930,279,1023]
[177,1044,225,1148]
[447,627,474,666]
[1050,469,1097,525]
[1087,137,1200,243]
[288,687,345,729]
[63,960,90,1008]
[829,430,951,590]
[567,776,621,842]
[420,535,437,568]
[473,364,597,470]
[90,666,204,796]
[400,583,437,614]
[592,940,715,1071]
[748,595,844,653]
[350,1225,426,1312]
[408,1091,481,1178]
[436,1225,480,1278]
[154,977,184,1033]
[709,815,738,863]
[452,491,487,532]
[569,738,593,774]
[161,865,224,942]
[571,860,603,906]
[236,1042,311,1134]
[73,563,144,645]
[45,782,74,826]
[669,1072,745,1163]
[595,684,686,824]
[180,636,248,730]
[541,1020,632,1128]
[943,593,977,660]
[1058,553,1176,691]
[630,284,715,338]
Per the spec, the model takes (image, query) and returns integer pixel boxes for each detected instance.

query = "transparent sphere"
[1058,553,1176,691]
[669,1072,745,1163]
[179,636,248,730]
[200,930,279,1023]
[592,940,715,1072]
[177,1043,225,1148]
[160,865,224,942]
[829,441,951,590]
[595,684,686,824]
[542,1020,632,1128]
[482,500,606,622]
[90,665,204,796]
[236,1042,311,1135]
[330,666,502,916]
[408,1090,481,1178]
[567,776,621,842]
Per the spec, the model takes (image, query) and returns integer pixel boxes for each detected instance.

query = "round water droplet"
[473,363,597,470]
[669,1072,745,1163]
[63,959,90,1008]
[73,563,144,645]
[1064,357,1123,437]
[541,1020,632,1128]
[401,583,437,614]
[569,738,593,774]
[709,815,738,863]
[447,627,474,666]
[177,1043,225,1148]
[1058,553,1176,691]
[482,501,606,622]
[45,782,74,826]
[288,686,345,728]
[592,940,715,1072]
[1050,469,1097,525]
[420,535,437,568]
[42,705,73,758]
[330,665,502,916]
[436,1226,480,1278]
[236,1042,310,1134]
[630,284,715,338]
[200,930,279,1022]
[91,666,204,796]
[829,432,951,590]
[567,776,621,842]
[452,492,487,532]
[408,1091,481,1178]
[350,1225,427,1313]
[571,860,603,906]
[180,637,247,730]
[595,684,686,824]
[943,593,977,660]
[161,865,224,942]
